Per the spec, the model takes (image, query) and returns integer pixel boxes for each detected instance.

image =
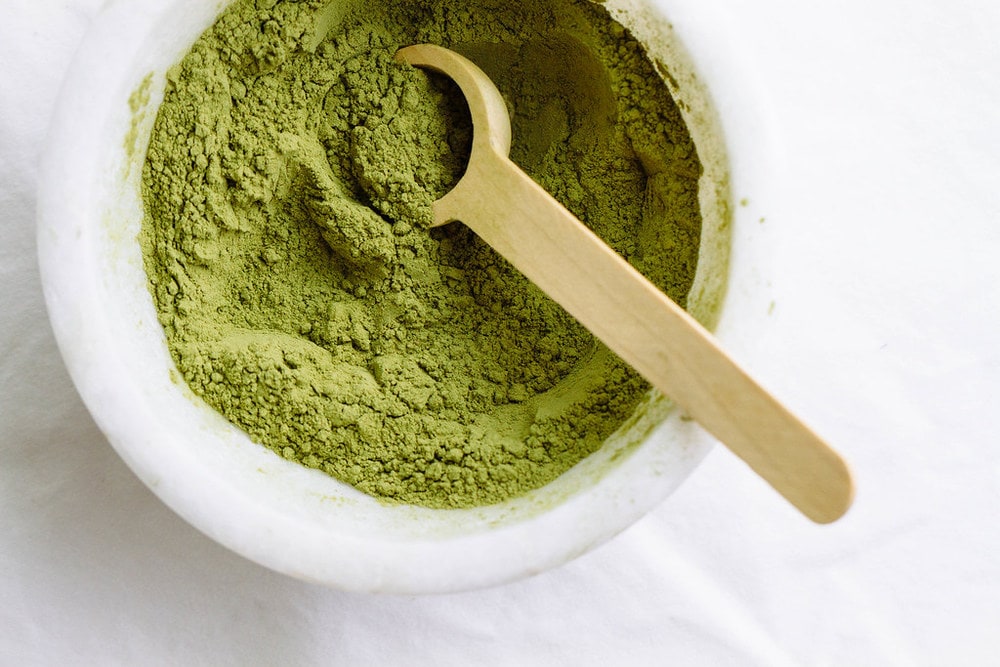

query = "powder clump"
[140,0,704,508]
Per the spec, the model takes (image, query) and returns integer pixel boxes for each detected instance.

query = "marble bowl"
[37,0,776,592]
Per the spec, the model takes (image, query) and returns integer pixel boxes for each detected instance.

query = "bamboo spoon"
[396,44,854,523]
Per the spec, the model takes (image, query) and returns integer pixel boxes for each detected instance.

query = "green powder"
[140,0,704,508]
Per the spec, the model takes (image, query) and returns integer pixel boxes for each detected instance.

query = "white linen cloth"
[2,0,998,663]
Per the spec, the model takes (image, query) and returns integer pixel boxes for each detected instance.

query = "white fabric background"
[2,0,998,664]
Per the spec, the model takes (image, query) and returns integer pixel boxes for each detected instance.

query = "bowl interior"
[38,0,775,592]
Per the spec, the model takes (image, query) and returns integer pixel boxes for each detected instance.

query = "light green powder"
[140,0,704,508]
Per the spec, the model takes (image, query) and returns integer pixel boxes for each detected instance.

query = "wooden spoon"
[396,44,854,523]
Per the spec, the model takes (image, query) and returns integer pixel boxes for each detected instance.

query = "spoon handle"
[436,150,854,523]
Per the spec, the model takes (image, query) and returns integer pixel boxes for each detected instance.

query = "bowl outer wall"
[36,0,779,592]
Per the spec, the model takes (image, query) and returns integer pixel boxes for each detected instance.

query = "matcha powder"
[140,0,705,508]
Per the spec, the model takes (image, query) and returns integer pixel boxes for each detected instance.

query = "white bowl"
[37,0,777,592]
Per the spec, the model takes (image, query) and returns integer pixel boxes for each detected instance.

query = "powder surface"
[140,0,704,508]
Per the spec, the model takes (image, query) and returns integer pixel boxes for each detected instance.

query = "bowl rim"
[36,0,779,592]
